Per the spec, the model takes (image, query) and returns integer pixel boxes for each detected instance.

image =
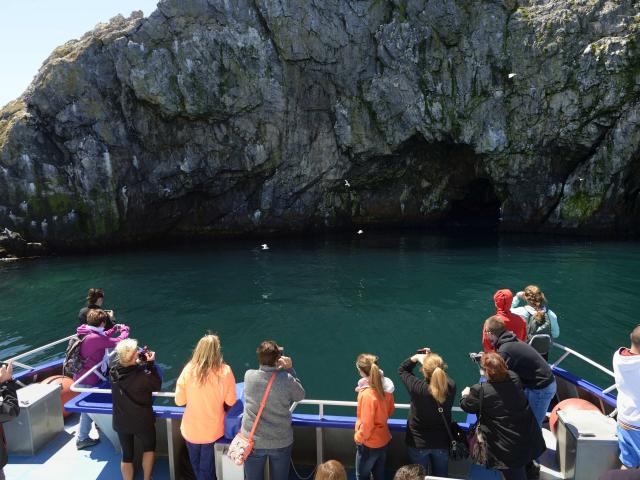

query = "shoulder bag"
[437,402,469,461]
[227,372,277,466]
[467,384,488,465]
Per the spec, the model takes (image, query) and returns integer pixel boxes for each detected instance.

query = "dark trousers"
[186,440,216,480]
[502,466,527,480]
[355,443,389,480]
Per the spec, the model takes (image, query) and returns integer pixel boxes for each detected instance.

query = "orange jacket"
[175,362,236,443]
[354,388,394,448]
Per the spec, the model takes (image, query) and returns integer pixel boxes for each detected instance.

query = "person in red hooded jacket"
[482,289,526,352]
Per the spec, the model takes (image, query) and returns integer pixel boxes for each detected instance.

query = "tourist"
[612,325,640,469]
[354,353,395,480]
[241,341,305,480]
[175,334,236,480]
[485,315,556,478]
[482,289,527,352]
[484,316,556,425]
[511,285,560,339]
[398,349,455,477]
[392,464,426,480]
[0,361,19,480]
[78,288,115,329]
[314,460,347,480]
[110,339,161,480]
[460,353,545,480]
[74,309,130,449]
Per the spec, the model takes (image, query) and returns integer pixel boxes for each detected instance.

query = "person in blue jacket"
[511,285,560,339]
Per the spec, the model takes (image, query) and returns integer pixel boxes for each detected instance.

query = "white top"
[613,348,640,427]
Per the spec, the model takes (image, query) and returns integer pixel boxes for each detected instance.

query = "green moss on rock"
[560,191,602,223]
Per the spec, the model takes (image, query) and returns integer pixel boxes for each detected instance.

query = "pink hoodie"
[74,323,130,385]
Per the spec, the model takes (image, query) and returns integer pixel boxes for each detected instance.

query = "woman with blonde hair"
[110,338,161,480]
[354,353,395,480]
[314,460,347,480]
[175,334,236,480]
[398,348,456,477]
[512,284,560,339]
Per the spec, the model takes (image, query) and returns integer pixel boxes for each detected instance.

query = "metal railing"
[70,350,176,398]
[290,399,464,415]
[2,334,75,371]
[551,342,617,395]
[4,336,620,407]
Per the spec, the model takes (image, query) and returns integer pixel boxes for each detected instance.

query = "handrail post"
[316,402,324,466]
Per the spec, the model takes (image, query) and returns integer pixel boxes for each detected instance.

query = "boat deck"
[5,415,170,480]
[5,413,565,480]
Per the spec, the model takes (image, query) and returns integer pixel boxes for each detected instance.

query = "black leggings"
[118,429,156,463]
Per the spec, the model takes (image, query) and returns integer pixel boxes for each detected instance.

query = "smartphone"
[278,346,284,354]
[416,348,430,354]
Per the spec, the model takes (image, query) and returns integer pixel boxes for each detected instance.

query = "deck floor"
[5,415,170,480]
[5,415,564,480]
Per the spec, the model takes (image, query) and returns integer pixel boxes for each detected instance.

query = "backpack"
[63,334,86,378]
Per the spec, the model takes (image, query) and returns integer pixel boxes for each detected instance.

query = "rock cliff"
[1,0,640,250]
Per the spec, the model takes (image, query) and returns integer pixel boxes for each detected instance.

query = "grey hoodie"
[241,365,305,449]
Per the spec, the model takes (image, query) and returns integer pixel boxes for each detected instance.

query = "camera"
[416,348,430,354]
[469,352,483,364]
[138,346,149,362]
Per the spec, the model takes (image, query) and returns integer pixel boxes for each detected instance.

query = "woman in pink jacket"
[73,309,129,449]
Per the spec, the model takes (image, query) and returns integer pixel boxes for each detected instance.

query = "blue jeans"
[244,444,292,480]
[407,446,448,477]
[186,440,216,480]
[524,380,557,426]
[78,412,93,441]
[355,443,388,480]
[77,383,95,442]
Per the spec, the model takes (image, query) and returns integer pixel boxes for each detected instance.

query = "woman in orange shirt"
[354,353,395,480]
[175,335,236,480]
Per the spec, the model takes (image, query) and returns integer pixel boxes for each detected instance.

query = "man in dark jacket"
[0,362,20,480]
[485,315,557,426]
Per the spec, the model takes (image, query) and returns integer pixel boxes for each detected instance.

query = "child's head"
[393,464,426,480]
[314,460,346,480]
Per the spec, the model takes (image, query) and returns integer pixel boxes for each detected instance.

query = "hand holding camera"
[469,352,483,364]
[137,346,150,363]
[276,355,292,370]
[411,347,431,364]
[0,361,13,383]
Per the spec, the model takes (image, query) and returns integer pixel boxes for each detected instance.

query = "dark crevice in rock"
[446,178,501,229]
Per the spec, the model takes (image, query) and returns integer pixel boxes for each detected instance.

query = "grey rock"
[1,0,640,250]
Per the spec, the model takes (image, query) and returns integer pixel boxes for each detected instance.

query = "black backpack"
[63,334,86,378]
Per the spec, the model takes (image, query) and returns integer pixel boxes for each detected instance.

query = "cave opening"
[444,178,501,230]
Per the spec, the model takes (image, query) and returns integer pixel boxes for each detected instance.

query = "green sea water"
[0,232,638,412]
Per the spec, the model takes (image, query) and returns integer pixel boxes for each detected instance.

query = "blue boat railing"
[2,335,620,405]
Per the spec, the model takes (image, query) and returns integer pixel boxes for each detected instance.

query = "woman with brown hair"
[78,288,115,329]
[460,353,545,480]
[512,284,560,339]
[354,353,395,480]
[398,349,456,477]
[175,334,237,480]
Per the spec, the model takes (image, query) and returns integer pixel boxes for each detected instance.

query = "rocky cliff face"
[1,0,640,250]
